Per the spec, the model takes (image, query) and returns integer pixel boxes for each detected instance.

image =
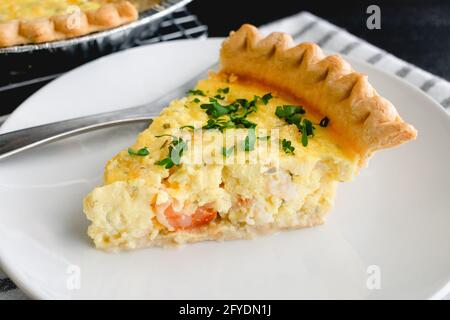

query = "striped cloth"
[1,11,449,300]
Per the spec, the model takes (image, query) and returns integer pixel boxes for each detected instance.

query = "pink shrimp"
[154,201,217,230]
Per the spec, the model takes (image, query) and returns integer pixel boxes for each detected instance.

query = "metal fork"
[0,62,218,160]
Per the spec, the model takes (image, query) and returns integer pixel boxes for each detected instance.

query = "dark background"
[188,0,450,80]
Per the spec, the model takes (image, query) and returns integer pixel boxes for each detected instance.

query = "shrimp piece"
[154,201,217,230]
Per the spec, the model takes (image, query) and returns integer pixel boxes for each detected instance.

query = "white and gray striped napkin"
[1,11,449,300]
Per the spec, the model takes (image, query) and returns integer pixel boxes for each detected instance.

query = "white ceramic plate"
[1,39,449,300]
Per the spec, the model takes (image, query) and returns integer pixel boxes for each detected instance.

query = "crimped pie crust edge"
[0,1,138,47]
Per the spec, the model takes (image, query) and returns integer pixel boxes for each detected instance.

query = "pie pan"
[0,0,192,54]
[0,0,193,110]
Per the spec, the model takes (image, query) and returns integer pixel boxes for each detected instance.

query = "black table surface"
[188,0,450,81]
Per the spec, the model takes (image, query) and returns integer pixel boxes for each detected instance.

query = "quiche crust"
[0,1,138,47]
[220,24,417,161]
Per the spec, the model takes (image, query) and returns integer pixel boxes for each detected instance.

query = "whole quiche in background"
[82,24,417,251]
[0,0,161,47]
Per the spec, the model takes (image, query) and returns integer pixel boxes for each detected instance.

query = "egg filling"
[84,74,360,250]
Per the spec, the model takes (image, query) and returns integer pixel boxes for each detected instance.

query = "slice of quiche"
[83,24,417,251]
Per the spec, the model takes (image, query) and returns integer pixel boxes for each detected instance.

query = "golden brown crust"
[0,1,138,47]
[219,24,417,160]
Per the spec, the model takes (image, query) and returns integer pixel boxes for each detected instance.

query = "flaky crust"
[219,24,417,160]
[0,1,138,47]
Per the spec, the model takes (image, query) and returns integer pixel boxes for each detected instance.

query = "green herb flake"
[261,93,273,105]
[303,119,315,136]
[193,98,201,103]
[281,139,295,155]
[188,89,206,96]
[155,137,187,169]
[301,128,309,147]
[236,96,259,115]
[275,105,317,147]
[275,105,305,120]
[243,129,256,152]
[202,118,236,132]
[201,98,236,118]
[128,147,150,156]
[199,93,266,132]
[222,146,234,157]
[155,157,174,169]
[217,87,230,94]
[236,98,250,109]
[300,119,315,147]
[230,115,257,129]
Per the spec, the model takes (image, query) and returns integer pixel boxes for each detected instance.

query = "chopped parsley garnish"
[202,118,236,132]
[155,136,187,169]
[281,139,295,155]
[222,146,234,157]
[128,147,149,156]
[188,89,206,96]
[229,114,257,129]
[301,129,309,147]
[201,98,238,118]
[319,116,330,127]
[243,129,256,151]
[236,98,257,116]
[300,119,315,147]
[155,157,175,169]
[304,119,314,136]
[275,105,305,124]
[193,98,200,103]
[236,93,272,114]
[217,87,230,94]
[275,105,317,147]
[235,98,253,110]
[276,105,306,130]
[199,92,272,132]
